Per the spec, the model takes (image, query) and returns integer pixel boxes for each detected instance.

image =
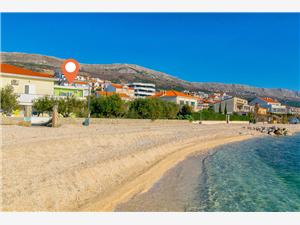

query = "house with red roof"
[95,91,132,101]
[249,97,287,114]
[0,64,56,112]
[152,90,198,111]
[104,83,135,99]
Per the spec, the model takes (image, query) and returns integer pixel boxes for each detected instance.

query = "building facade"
[250,97,286,114]
[213,97,252,115]
[153,90,198,111]
[53,85,85,99]
[257,107,268,115]
[127,82,156,98]
[286,106,300,115]
[105,83,135,99]
[0,64,55,111]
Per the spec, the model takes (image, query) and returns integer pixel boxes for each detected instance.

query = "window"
[59,92,67,96]
[25,85,30,94]
[24,84,35,94]
[11,80,19,86]
[180,100,184,105]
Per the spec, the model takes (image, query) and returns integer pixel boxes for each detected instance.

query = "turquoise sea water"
[190,133,300,212]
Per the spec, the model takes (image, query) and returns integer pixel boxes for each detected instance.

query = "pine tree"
[218,103,222,114]
[224,103,227,115]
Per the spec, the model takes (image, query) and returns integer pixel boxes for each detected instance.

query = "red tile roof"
[0,63,53,78]
[110,83,123,89]
[203,99,216,104]
[74,80,88,85]
[152,90,198,99]
[261,97,278,103]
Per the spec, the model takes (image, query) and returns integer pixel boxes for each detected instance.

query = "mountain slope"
[1,52,299,102]
[192,82,300,101]
[0,52,194,91]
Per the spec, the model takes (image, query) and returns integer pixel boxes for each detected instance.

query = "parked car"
[288,117,300,124]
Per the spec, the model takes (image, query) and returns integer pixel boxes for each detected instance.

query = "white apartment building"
[250,97,287,114]
[213,97,253,115]
[127,82,156,98]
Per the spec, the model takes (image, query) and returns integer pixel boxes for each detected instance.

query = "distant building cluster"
[1,63,299,117]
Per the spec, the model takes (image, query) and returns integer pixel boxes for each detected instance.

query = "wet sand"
[115,153,206,211]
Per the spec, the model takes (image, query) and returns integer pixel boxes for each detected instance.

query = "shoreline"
[2,121,300,211]
[115,131,300,212]
[80,134,255,211]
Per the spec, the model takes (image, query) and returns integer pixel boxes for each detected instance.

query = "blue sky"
[1,13,299,91]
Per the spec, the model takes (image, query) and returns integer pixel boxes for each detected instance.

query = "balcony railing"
[18,93,50,105]
[17,93,86,105]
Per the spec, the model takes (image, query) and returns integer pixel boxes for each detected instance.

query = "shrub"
[57,97,87,118]
[90,94,126,118]
[191,110,250,121]
[162,101,180,119]
[33,96,87,117]
[179,104,192,117]
[128,98,179,120]
[33,96,54,116]
[128,98,161,120]
[0,85,18,115]
[230,112,250,121]
[192,109,226,121]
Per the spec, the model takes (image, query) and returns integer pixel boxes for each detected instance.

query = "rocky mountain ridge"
[1,52,299,104]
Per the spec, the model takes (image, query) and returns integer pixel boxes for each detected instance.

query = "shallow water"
[191,133,300,212]
[117,133,300,212]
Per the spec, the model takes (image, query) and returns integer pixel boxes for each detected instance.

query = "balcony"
[135,90,155,96]
[18,93,50,106]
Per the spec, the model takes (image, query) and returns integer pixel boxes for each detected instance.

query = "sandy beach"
[1,119,300,211]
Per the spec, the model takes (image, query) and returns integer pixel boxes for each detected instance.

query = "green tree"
[57,97,87,117]
[248,112,254,123]
[191,109,249,121]
[0,85,18,115]
[128,98,161,120]
[33,96,54,116]
[91,94,126,118]
[127,98,179,120]
[224,103,227,115]
[162,101,180,119]
[218,103,222,114]
[180,104,192,116]
[282,114,288,124]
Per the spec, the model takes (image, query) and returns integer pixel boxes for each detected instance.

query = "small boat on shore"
[30,117,52,126]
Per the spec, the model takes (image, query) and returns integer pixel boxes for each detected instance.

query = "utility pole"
[83,82,91,126]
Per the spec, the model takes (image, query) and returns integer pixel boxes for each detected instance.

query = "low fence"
[0,116,191,126]
[192,120,249,125]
